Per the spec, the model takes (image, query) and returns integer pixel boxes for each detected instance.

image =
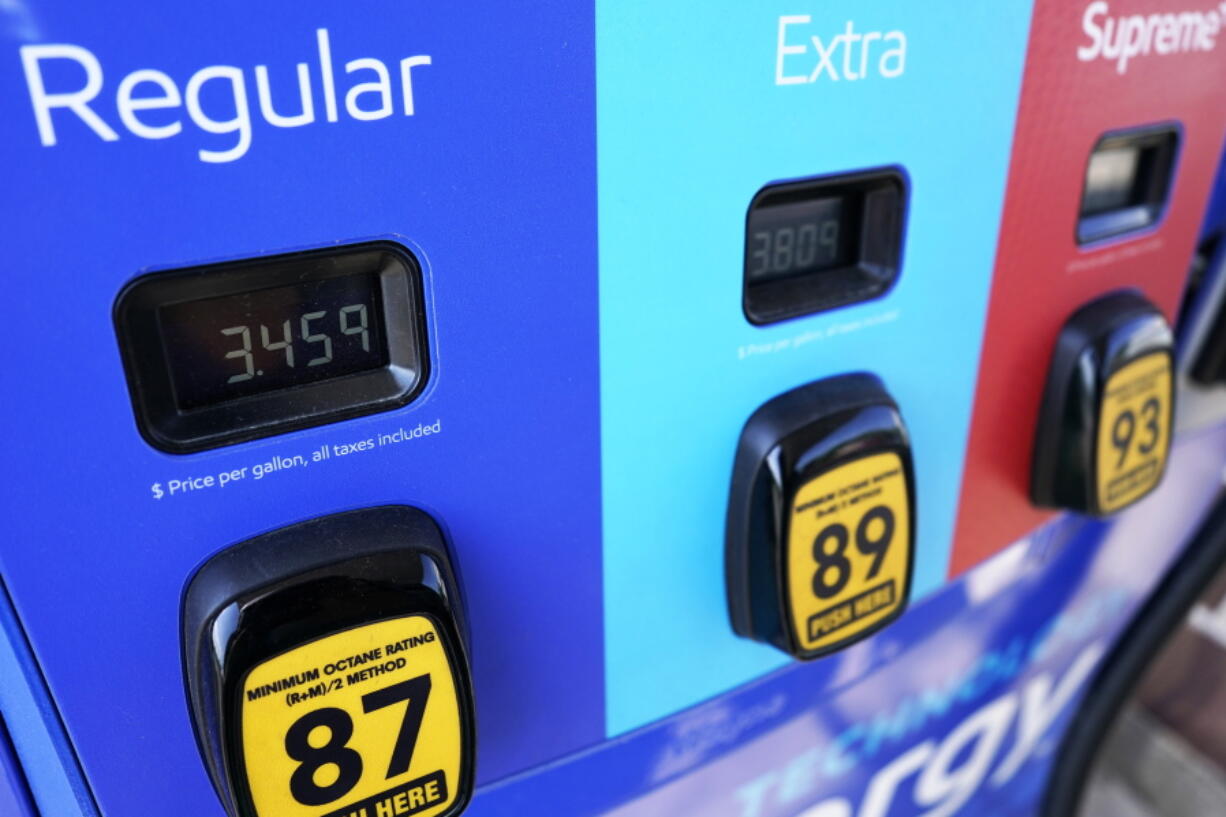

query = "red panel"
[950,0,1226,575]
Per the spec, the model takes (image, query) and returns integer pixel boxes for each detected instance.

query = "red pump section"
[950,0,1226,575]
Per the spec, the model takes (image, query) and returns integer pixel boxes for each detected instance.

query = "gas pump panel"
[6,2,1226,817]
[181,506,474,817]
[726,373,915,660]
[1031,291,1174,515]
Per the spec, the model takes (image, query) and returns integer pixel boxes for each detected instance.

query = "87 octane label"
[240,616,464,817]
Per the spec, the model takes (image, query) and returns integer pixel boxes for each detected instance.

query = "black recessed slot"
[1077,125,1179,245]
[115,242,429,453]
[743,168,907,326]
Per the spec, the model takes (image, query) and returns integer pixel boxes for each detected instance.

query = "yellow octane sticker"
[241,615,462,817]
[786,451,910,654]
[1095,352,1172,513]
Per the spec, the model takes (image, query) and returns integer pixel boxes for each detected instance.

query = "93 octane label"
[786,451,911,654]
[1095,353,1171,513]
[241,615,462,817]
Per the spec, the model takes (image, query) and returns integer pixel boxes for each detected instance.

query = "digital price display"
[746,197,849,284]
[1077,126,1178,244]
[743,168,906,325]
[116,244,427,453]
[159,274,388,410]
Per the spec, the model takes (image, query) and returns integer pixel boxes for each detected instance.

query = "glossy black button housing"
[726,373,915,660]
[1031,291,1174,515]
[182,506,474,817]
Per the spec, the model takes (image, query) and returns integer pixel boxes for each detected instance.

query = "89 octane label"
[786,452,911,654]
[241,616,462,817]
[1095,353,1172,513]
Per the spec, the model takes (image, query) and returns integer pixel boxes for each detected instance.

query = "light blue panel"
[598,0,1034,733]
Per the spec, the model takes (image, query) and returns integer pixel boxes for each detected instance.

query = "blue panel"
[597,1,1035,733]
[0,582,96,817]
[0,720,37,817]
[0,2,601,812]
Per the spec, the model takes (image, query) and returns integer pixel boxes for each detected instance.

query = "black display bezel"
[743,168,907,326]
[1076,124,1180,245]
[115,243,428,454]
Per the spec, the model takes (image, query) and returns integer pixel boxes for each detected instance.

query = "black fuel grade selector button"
[182,506,474,817]
[726,373,916,661]
[1031,291,1174,516]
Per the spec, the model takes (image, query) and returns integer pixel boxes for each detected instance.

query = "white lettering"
[860,743,933,817]
[1079,1,1110,60]
[775,16,907,84]
[859,31,882,78]
[880,32,907,78]
[344,57,392,121]
[776,16,811,85]
[1077,1,1223,73]
[991,643,1104,785]
[809,35,840,82]
[254,63,315,128]
[400,55,431,115]
[20,44,119,145]
[841,21,862,80]
[317,28,339,122]
[19,28,434,163]
[915,697,1017,817]
[116,69,181,139]
[184,65,251,163]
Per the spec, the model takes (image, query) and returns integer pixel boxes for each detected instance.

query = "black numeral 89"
[811,505,895,600]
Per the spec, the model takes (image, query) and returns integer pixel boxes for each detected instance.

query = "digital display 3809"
[746,197,849,284]
[742,169,905,325]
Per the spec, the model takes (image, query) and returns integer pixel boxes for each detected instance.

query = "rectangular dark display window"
[1078,125,1179,244]
[159,274,389,410]
[746,196,852,285]
[116,243,427,453]
[744,168,906,325]
[1082,147,1143,215]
